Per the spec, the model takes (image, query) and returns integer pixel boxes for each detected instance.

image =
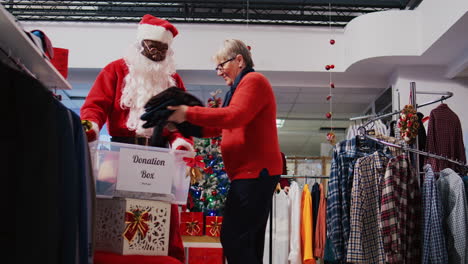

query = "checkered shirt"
[422,164,448,264]
[437,168,468,264]
[347,152,387,264]
[380,155,421,264]
[326,138,366,261]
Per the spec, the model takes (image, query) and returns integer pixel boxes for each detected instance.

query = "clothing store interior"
[6,0,468,263]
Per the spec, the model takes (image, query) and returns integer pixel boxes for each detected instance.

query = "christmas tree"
[186,90,230,216]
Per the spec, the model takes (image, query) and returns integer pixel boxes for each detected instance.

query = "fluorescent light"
[276,119,285,128]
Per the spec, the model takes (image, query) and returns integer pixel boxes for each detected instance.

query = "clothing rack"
[281,175,329,179]
[364,135,468,170]
[352,82,467,171]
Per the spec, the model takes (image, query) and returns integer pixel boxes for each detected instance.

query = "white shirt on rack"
[288,182,302,264]
[263,189,290,264]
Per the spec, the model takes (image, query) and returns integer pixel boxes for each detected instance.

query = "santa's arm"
[80,64,118,140]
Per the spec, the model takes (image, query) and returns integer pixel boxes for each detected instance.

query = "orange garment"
[314,183,326,258]
[301,184,316,264]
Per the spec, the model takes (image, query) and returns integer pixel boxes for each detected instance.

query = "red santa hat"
[136,14,178,45]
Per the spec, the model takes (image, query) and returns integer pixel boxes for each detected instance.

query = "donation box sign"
[116,148,174,194]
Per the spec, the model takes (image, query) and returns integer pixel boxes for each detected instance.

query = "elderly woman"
[168,39,282,263]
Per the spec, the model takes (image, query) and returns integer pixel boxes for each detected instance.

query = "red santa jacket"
[186,72,282,180]
[81,58,191,148]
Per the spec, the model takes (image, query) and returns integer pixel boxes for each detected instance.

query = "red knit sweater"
[186,72,282,180]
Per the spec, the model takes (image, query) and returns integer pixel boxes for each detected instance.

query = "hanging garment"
[288,182,302,264]
[326,138,366,262]
[380,154,421,264]
[314,183,326,259]
[422,164,448,264]
[437,168,468,264]
[301,184,316,264]
[425,104,466,173]
[311,183,320,234]
[263,189,290,264]
[347,152,387,264]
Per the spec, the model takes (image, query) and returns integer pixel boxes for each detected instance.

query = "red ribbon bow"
[185,221,201,235]
[123,209,151,242]
[207,217,222,236]
[183,156,205,168]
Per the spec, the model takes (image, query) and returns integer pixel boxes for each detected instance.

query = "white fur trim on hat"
[137,24,174,44]
[171,137,194,152]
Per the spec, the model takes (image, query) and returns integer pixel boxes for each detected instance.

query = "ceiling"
[1,0,420,27]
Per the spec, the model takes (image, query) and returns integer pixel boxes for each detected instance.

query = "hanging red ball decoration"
[208,155,214,160]
[212,190,217,196]
[330,39,335,45]
[330,82,335,88]
[330,64,335,69]
[325,65,331,70]
[326,112,332,119]
[326,95,332,101]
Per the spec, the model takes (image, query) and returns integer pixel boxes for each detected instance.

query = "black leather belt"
[111,136,151,146]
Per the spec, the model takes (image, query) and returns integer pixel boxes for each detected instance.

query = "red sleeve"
[185,73,270,129]
[80,62,119,129]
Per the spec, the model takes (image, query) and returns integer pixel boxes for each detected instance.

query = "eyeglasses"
[215,57,235,72]
[143,40,168,54]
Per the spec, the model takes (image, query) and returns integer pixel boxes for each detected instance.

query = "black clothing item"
[140,86,204,147]
[222,67,255,107]
[220,169,280,264]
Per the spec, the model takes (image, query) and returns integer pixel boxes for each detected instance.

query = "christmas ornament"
[330,64,335,69]
[326,95,332,101]
[325,65,331,70]
[330,82,335,88]
[327,132,336,145]
[326,112,332,119]
[330,39,335,45]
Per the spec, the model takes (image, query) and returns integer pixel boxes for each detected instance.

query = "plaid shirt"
[380,155,421,264]
[422,164,448,264]
[347,152,387,264]
[326,138,366,261]
[437,168,468,264]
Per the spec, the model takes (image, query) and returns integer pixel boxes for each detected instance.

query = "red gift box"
[188,247,224,264]
[205,216,223,237]
[50,47,69,79]
[180,212,203,236]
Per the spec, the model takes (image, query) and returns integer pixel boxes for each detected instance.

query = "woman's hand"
[167,105,188,123]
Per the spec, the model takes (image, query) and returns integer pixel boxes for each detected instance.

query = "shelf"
[0,5,71,90]
[182,235,222,248]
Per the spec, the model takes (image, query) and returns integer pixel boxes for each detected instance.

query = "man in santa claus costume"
[81,14,193,151]
[81,14,189,263]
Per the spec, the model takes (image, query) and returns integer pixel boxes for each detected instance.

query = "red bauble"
[330,82,335,88]
[208,155,214,160]
[200,197,206,202]
[326,112,332,119]
[325,65,331,70]
[330,64,335,69]
[211,190,217,196]
[330,39,335,45]
[326,95,332,101]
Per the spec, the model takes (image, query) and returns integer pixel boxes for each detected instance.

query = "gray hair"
[214,39,254,68]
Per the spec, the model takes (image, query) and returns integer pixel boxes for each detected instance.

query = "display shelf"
[182,235,222,248]
[0,4,71,90]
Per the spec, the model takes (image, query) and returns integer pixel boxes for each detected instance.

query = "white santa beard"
[121,43,177,137]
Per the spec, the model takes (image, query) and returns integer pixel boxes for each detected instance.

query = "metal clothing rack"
[352,82,466,171]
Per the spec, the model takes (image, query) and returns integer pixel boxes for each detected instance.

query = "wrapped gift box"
[95,197,171,256]
[205,216,223,237]
[180,212,204,236]
[188,247,224,264]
